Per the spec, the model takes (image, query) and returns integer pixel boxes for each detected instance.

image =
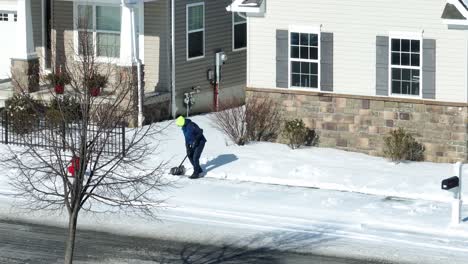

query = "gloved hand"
[186,143,194,155]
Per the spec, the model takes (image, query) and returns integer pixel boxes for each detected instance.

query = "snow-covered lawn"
[154,114,466,202]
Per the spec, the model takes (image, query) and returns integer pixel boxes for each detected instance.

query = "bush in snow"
[211,96,281,145]
[383,128,425,162]
[282,119,309,149]
[46,95,82,125]
[5,94,46,134]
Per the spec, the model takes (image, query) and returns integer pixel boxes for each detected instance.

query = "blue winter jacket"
[182,119,206,146]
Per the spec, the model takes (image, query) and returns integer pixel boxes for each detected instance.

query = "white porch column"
[14,0,37,60]
[119,2,134,66]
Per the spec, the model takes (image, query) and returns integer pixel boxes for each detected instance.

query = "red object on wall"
[67,156,80,177]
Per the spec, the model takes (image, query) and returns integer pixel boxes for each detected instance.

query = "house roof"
[441,0,468,24]
[226,0,265,13]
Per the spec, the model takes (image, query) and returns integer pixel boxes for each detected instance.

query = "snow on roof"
[226,0,265,13]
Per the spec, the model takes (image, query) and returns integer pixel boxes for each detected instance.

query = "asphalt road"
[0,219,396,264]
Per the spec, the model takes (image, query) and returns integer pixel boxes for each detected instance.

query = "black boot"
[189,171,200,179]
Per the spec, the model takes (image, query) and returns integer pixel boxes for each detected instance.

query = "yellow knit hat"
[176,116,185,127]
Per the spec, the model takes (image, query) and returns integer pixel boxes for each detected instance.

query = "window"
[14,14,17,22]
[233,12,246,50]
[390,37,421,96]
[289,31,320,88]
[0,13,8,22]
[187,3,204,59]
[76,4,121,58]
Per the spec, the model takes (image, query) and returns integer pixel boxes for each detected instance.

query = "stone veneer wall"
[246,87,468,163]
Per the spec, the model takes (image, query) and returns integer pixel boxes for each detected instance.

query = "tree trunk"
[64,209,78,264]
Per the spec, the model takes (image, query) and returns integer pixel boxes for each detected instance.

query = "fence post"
[121,124,126,157]
[62,121,66,151]
[4,111,8,145]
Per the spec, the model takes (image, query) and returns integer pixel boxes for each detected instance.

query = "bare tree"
[2,17,170,264]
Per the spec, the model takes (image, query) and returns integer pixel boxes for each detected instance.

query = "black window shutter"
[422,39,436,99]
[276,29,289,88]
[376,36,389,96]
[320,32,334,92]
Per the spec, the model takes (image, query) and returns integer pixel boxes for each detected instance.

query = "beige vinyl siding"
[248,0,467,103]
[144,1,170,93]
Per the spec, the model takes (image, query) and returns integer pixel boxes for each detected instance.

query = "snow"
[0,113,468,263]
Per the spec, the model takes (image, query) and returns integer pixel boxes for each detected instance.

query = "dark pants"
[188,139,205,173]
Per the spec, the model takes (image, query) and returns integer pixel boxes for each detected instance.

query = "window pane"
[412,82,420,95]
[96,6,121,31]
[392,68,401,80]
[234,23,247,49]
[391,52,400,65]
[291,62,300,73]
[310,75,318,88]
[300,74,310,87]
[291,33,299,45]
[234,12,246,23]
[188,31,203,58]
[402,69,411,81]
[391,39,400,52]
[78,5,92,29]
[310,63,318,74]
[402,81,410,94]
[188,5,204,31]
[300,33,308,45]
[411,40,420,53]
[401,53,410,66]
[78,31,94,56]
[309,47,318,60]
[97,33,120,58]
[309,34,318,46]
[411,54,420,67]
[300,47,308,59]
[392,81,401,94]
[301,62,309,74]
[292,74,300,87]
[291,46,299,58]
[401,39,410,52]
[411,69,420,82]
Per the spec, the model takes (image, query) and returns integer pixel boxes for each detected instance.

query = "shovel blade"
[170,165,186,175]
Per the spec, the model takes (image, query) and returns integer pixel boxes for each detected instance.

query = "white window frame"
[72,2,145,64]
[288,25,321,91]
[232,12,247,51]
[388,31,423,99]
[186,2,205,61]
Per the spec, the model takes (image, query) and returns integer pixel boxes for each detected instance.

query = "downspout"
[130,7,144,127]
[171,0,176,118]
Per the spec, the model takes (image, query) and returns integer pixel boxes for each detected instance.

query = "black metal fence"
[0,111,126,156]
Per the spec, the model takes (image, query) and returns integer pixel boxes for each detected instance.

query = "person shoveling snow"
[172,116,207,179]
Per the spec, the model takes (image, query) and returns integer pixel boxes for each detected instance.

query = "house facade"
[1,0,246,120]
[228,0,468,162]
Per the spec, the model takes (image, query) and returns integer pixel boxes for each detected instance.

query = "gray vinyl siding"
[174,0,246,114]
[144,1,171,93]
[31,1,43,51]
[51,0,74,67]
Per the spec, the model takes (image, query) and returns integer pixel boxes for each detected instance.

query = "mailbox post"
[441,162,463,225]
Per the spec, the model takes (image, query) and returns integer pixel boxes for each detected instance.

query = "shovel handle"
[178,155,188,168]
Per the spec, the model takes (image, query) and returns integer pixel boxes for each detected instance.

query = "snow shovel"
[170,155,188,175]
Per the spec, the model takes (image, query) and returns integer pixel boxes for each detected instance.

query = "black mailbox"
[441,176,459,190]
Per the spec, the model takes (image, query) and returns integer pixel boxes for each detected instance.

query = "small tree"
[4,21,170,264]
[282,119,309,149]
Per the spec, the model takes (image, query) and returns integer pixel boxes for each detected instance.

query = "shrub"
[46,95,82,125]
[211,96,281,145]
[282,119,309,149]
[245,96,281,142]
[383,128,425,162]
[5,94,45,134]
[45,71,71,86]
